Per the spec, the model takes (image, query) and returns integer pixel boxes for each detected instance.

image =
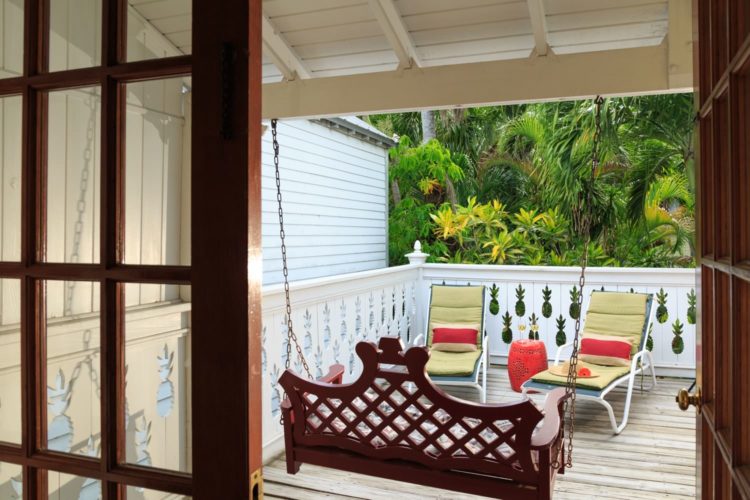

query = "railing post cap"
[405,240,429,265]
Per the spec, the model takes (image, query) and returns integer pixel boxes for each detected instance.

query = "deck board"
[265,368,696,499]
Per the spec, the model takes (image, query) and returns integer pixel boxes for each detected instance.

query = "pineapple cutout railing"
[671,319,685,354]
[489,284,500,316]
[646,323,654,352]
[555,315,567,347]
[501,312,513,344]
[687,289,696,325]
[569,286,581,320]
[656,288,669,324]
[528,313,540,340]
[514,284,526,316]
[541,286,552,318]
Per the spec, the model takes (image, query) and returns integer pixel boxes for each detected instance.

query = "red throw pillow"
[579,337,631,366]
[432,327,478,345]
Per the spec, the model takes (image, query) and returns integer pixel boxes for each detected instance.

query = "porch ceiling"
[130,0,694,118]
[261,0,693,118]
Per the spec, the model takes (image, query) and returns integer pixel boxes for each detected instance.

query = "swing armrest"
[411,333,425,347]
[531,388,569,449]
[319,364,346,385]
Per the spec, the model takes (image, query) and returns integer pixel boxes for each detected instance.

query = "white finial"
[405,240,428,265]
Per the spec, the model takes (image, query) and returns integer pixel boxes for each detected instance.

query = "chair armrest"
[554,341,575,365]
[531,387,569,449]
[630,350,647,371]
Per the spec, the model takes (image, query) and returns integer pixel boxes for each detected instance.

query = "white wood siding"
[262,119,389,285]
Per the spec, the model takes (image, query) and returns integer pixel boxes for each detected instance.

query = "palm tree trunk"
[421,110,436,143]
[421,110,458,209]
[390,179,402,205]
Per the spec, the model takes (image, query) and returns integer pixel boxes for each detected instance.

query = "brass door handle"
[676,386,702,414]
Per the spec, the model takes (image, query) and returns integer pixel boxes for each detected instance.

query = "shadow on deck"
[264,366,696,499]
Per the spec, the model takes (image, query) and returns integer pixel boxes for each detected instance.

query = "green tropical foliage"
[646,323,654,352]
[370,94,696,267]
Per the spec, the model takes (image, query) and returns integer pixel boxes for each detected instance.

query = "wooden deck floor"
[264,368,696,499]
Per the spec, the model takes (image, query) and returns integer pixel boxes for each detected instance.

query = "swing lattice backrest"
[280,337,566,483]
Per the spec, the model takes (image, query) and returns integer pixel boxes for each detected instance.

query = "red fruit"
[578,367,591,377]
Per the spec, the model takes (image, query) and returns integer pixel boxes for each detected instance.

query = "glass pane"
[0,0,23,78]
[49,0,102,71]
[0,461,22,498]
[127,0,192,62]
[123,77,190,266]
[124,283,191,472]
[45,280,101,457]
[0,95,22,261]
[45,87,101,264]
[48,471,100,500]
[0,278,21,443]
[126,486,190,499]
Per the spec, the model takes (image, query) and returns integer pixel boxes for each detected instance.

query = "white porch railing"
[260,246,697,459]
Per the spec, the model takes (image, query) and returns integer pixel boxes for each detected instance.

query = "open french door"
[692,0,750,498]
[0,0,262,498]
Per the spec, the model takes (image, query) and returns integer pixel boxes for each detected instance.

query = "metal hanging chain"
[272,119,313,380]
[552,95,604,469]
[65,95,97,316]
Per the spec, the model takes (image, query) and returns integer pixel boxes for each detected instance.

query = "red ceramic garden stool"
[507,339,548,392]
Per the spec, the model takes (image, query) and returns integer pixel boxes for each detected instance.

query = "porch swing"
[274,98,605,500]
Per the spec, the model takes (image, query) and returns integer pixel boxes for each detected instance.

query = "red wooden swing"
[271,97,604,499]
[280,337,568,499]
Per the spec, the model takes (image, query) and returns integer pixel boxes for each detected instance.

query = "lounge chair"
[522,291,657,434]
[412,284,488,403]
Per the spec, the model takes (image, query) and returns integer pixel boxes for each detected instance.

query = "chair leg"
[596,374,637,434]
[647,351,658,389]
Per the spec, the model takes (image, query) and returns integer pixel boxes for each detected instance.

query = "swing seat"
[280,336,569,500]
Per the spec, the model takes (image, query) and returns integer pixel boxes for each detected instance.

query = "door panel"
[695,0,750,497]
[0,0,261,498]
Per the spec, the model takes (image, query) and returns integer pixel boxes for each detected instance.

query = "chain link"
[551,96,604,469]
[65,95,97,316]
[272,119,313,382]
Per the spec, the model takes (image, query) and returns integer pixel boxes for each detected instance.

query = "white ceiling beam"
[368,0,421,69]
[263,44,693,119]
[262,14,311,81]
[666,0,693,89]
[526,0,550,56]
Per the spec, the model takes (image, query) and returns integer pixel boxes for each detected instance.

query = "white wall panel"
[262,119,389,285]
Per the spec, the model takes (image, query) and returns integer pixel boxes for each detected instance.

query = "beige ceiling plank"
[666,0,693,89]
[526,0,550,56]
[263,44,690,119]
[368,0,421,69]
[262,14,311,81]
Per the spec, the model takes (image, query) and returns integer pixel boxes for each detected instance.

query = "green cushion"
[583,292,648,355]
[530,361,631,390]
[427,285,485,347]
[426,349,483,377]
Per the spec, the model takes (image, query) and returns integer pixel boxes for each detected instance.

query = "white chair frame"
[412,285,489,403]
[522,294,658,434]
